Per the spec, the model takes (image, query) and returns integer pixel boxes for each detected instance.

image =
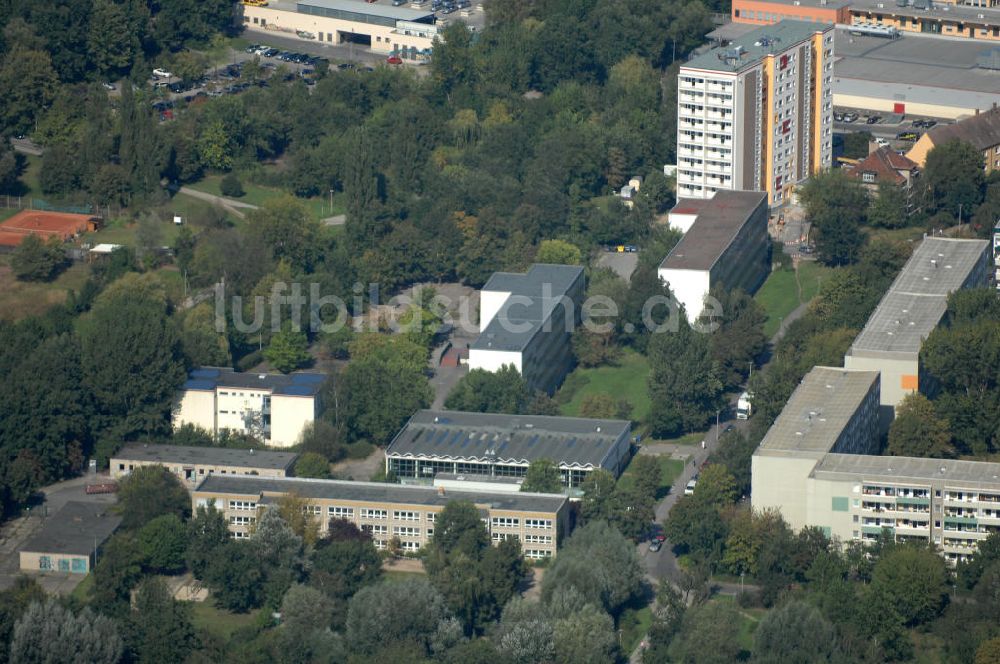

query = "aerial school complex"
[752,237,994,563]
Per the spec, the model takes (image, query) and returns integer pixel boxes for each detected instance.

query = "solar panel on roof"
[291,373,324,385]
[277,385,316,396]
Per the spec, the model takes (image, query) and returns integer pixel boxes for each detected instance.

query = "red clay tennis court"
[0,210,101,248]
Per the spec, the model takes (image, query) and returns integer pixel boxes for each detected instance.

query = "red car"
[386,56,403,65]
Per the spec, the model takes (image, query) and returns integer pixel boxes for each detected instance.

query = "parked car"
[102,82,116,91]
[264,48,280,57]
[913,119,937,129]
[245,44,261,53]
[875,136,890,148]
[624,244,638,253]
[799,244,814,254]
[648,539,662,552]
[866,115,882,125]
[393,0,406,5]
[387,55,403,65]
[834,112,844,122]
[684,477,698,496]
[896,131,919,141]
[152,68,173,78]
[843,112,859,123]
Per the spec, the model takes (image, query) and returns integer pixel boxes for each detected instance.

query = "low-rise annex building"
[174,367,325,448]
[240,0,438,59]
[385,410,633,488]
[193,475,571,559]
[110,443,298,486]
[658,190,770,320]
[19,502,122,575]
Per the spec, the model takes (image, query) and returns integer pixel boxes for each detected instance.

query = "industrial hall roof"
[385,410,631,469]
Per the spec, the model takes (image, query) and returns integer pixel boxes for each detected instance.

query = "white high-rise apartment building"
[676,20,834,205]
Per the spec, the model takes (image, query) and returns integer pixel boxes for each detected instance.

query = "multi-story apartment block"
[469,264,585,394]
[385,410,632,488]
[192,475,571,559]
[844,237,990,430]
[174,368,325,448]
[752,366,882,529]
[110,443,297,486]
[658,190,770,319]
[732,0,851,26]
[676,20,834,205]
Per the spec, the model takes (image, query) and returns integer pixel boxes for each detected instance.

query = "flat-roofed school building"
[193,475,570,559]
[385,410,632,488]
[174,367,325,448]
[469,264,585,395]
[843,237,990,430]
[19,502,122,574]
[658,190,770,320]
[110,443,298,486]
[241,0,438,59]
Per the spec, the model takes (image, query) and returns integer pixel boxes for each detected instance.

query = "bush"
[345,441,376,460]
[220,173,245,198]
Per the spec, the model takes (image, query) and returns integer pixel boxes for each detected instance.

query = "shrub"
[220,173,245,198]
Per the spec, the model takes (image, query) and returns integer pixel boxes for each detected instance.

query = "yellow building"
[906,105,1000,171]
[174,368,323,448]
[193,475,570,559]
[849,0,1000,41]
[241,0,439,58]
[110,443,297,486]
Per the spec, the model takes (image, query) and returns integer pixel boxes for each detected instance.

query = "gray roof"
[685,20,831,73]
[113,443,298,471]
[849,237,988,357]
[659,191,767,271]
[386,410,630,469]
[851,0,1000,27]
[833,28,1000,107]
[21,502,121,556]
[182,367,325,397]
[472,264,584,353]
[813,453,1000,489]
[758,367,880,456]
[434,473,525,486]
[194,475,568,513]
[927,106,1000,151]
[295,0,434,21]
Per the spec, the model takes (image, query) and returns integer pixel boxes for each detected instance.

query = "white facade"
[174,370,322,448]
[657,268,710,322]
[467,348,523,375]
[479,289,513,330]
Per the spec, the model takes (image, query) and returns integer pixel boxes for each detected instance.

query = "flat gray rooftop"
[833,28,1000,106]
[295,0,434,21]
[758,367,879,455]
[659,191,767,272]
[113,443,298,471]
[182,367,325,397]
[685,20,830,73]
[434,473,524,486]
[849,237,988,357]
[386,409,630,469]
[851,0,1000,26]
[473,264,583,353]
[21,502,122,556]
[195,475,568,513]
[813,453,1000,489]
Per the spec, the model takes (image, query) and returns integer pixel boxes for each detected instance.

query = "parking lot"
[833,108,951,153]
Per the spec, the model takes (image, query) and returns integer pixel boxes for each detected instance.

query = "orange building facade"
[733,0,850,26]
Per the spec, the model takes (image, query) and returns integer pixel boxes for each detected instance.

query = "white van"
[684,477,698,496]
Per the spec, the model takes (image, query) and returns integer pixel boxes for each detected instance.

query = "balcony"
[896,496,930,507]
[862,525,894,536]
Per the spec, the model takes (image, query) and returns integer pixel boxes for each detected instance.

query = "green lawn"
[617,455,685,499]
[558,350,651,423]
[710,595,762,653]
[186,174,343,220]
[189,602,260,641]
[382,570,425,584]
[618,605,653,656]
[754,261,833,337]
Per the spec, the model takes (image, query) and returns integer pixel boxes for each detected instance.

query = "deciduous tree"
[521,459,563,493]
[887,393,954,458]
